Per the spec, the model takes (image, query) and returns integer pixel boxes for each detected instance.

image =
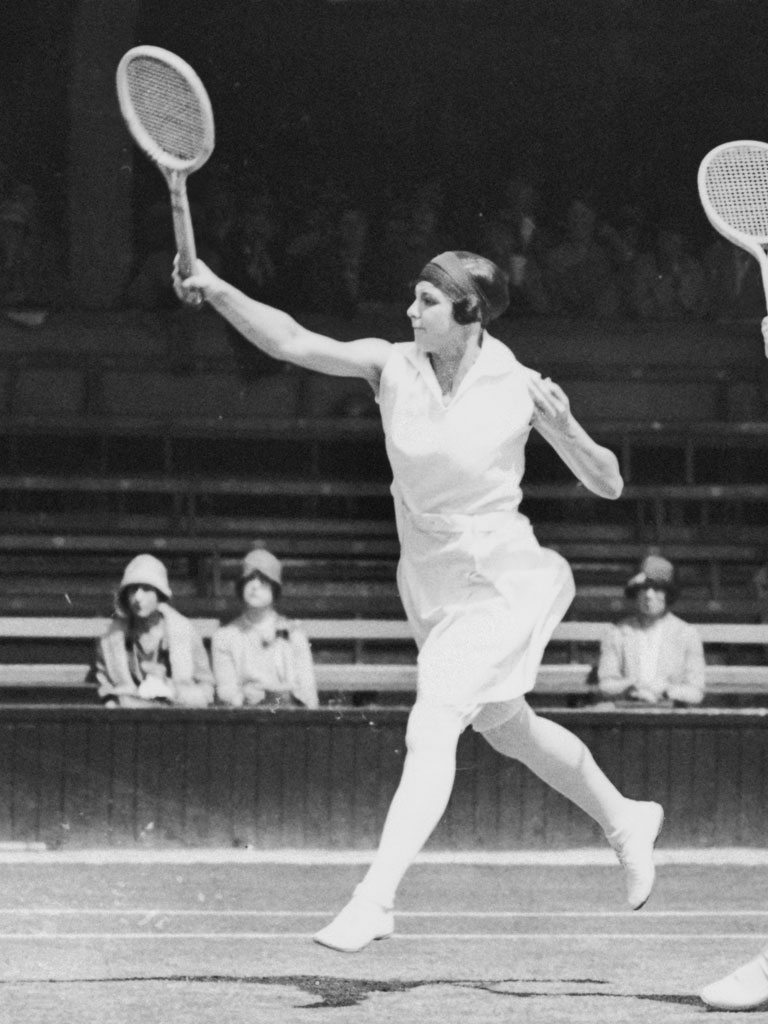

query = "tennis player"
[174,249,664,953]
[698,314,768,1010]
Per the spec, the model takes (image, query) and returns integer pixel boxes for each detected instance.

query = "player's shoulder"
[482,334,536,382]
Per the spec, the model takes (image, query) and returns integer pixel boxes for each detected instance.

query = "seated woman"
[212,547,318,708]
[92,554,214,708]
[597,554,705,707]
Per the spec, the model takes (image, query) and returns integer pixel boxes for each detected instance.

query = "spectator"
[233,190,281,304]
[377,187,451,304]
[629,221,707,321]
[337,204,369,318]
[598,203,652,319]
[478,177,551,316]
[123,201,224,372]
[542,194,621,319]
[597,554,705,707]
[704,237,766,323]
[91,554,214,708]
[123,202,222,312]
[282,182,366,316]
[212,547,318,709]
[0,184,67,317]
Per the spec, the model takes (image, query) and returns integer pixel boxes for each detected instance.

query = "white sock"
[354,703,465,909]
[481,699,629,833]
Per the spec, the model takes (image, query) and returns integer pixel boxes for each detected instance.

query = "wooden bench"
[0,617,764,702]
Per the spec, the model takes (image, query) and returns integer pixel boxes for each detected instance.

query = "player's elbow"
[588,465,623,500]
[604,474,624,500]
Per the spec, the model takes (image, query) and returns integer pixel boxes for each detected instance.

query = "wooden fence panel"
[0,707,764,850]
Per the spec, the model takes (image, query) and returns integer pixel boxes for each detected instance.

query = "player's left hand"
[528,372,572,432]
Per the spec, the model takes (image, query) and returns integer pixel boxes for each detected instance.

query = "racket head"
[698,140,768,262]
[116,45,214,174]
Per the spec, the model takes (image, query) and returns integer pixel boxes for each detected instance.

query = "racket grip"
[168,172,204,308]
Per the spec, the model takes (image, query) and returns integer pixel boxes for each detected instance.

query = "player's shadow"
[1,975,712,1011]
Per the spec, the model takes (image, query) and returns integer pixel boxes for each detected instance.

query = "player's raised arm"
[173,258,391,383]
[527,372,623,500]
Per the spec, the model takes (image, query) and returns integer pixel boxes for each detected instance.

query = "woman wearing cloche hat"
[91,554,214,708]
[596,553,705,707]
[211,547,318,709]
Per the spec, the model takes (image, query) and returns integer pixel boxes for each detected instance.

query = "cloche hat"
[238,547,283,593]
[624,554,677,600]
[118,554,172,601]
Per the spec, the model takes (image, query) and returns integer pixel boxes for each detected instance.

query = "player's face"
[242,573,274,611]
[407,282,461,352]
[124,584,161,619]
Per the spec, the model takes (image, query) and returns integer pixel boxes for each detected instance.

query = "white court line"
[1,847,768,866]
[0,909,765,918]
[0,932,759,941]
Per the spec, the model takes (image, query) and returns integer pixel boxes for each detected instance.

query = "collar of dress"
[402,333,520,386]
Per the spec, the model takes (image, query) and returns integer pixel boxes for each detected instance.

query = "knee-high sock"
[482,699,629,833]
[355,703,465,908]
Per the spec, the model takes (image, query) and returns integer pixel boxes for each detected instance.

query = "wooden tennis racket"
[116,46,215,306]
[698,140,768,350]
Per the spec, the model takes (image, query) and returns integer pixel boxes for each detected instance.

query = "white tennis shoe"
[700,952,768,1010]
[313,895,395,953]
[608,800,664,910]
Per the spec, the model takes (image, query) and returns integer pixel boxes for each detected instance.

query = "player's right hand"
[172,255,217,304]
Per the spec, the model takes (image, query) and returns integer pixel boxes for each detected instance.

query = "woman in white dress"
[174,249,664,952]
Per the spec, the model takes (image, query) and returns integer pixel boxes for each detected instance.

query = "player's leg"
[313,702,465,952]
[479,698,663,909]
[700,946,768,1010]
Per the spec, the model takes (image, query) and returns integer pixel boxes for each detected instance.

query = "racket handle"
[167,171,204,308]
[757,254,768,358]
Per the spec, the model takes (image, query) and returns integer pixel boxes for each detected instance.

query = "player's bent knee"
[405,702,465,756]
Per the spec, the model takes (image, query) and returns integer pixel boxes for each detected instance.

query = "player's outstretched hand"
[528,371,572,433]
[762,316,768,358]
[172,255,218,305]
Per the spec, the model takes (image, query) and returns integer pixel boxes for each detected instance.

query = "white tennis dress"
[377,335,575,713]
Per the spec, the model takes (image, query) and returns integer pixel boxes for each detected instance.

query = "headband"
[427,251,491,322]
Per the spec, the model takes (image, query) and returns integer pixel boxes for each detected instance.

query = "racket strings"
[126,57,207,162]
[705,149,768,238]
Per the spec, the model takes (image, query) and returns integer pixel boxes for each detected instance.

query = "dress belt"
[399,501,522,535]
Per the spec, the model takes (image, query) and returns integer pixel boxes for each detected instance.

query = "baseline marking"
[1,847,768,866]
[0,932,760,941]
[0,909,765,918]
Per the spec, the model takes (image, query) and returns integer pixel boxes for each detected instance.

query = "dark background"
[3,0,768,262]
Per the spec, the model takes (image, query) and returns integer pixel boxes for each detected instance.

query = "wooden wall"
[0,706,765,850]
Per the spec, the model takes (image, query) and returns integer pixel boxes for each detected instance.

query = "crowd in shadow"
[1,166,764,329]
[125,173,767,327]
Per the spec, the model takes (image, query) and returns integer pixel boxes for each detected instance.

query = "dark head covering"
[625,554,678,602]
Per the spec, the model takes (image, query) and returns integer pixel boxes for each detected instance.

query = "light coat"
[212,612,318,708]
[597,611,705,705]
[93,604,214,708]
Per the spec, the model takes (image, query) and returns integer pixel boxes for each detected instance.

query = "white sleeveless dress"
[376,335,575,715]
